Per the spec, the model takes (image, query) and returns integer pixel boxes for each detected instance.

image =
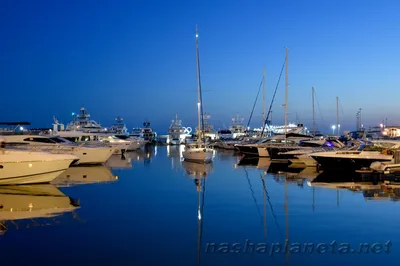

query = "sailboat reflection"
[181,160,212,266]
[0,185,79,235]
[51,166,118,187]
[182,161,214,179]
[105,153,133,169]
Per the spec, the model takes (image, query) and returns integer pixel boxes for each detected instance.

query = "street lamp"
[331,125,336,135]
[338,124,340,135]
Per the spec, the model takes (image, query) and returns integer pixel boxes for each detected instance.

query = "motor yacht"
[66,107,104,133]
[1,135,114,165]
[0,148,78,184]
[167,114,190,145]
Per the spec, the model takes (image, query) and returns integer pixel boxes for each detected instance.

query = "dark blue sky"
[1,0,400,133]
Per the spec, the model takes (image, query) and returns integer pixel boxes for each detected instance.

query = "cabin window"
[24,137,55,144]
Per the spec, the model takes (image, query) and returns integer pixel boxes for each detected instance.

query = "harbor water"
[0,145,399,266]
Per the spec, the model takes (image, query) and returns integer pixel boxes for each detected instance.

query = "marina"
[2,1,400,265]
[0,145,399,265]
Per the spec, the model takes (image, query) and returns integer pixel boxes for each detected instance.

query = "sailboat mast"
[262,67,266,129]
[284,48,289,139]
[336,96,339,137]
[195,26,203,143]
[312,87,316,136]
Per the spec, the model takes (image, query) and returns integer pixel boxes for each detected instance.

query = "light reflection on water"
[0,145,399,266]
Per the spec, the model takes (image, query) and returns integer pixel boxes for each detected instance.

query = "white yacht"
[229,114,247,139]
[0,185,79,230]
[57,131,145,153]
[53,118,146,152]
[195,113,217,141]
[66,107,104,133]
[0,148,78,184]
[310,140,400,172]
[108,116,129,135]
[182,26,214,164]
[2,135,114,165]
[167,114,189,145]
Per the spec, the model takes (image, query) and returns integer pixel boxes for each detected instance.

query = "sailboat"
[182,26,214,164]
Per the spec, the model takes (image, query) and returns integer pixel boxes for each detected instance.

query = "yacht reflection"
[51,166,118,187]
[105,153,133,169]
[126,145,156,165]
[308,172,400,202]
[0,185,79,235]
[167,145,184,170]
[182,160,213,179]
[235,156,272,170]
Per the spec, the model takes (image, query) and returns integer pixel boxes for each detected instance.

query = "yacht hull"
[311,156,393,172]
[236,145,269,157]
[72,147,114,165]
[0,159,75,185]
[267,146,300,161]
[127,140,146,151]
[182,149,214,163]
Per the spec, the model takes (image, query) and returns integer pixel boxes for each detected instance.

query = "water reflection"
[181,160,212,266]
[215,149,239,161]
[167,145,184,171]
[126,145,156,165]
[235,156,272,170]
[51,166,118,187]
[0,185,79,235]
[105,153,133,169]
[182,160,214,179]
[309,173,400,202]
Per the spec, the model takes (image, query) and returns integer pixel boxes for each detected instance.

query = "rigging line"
[246,77,264,129]
[260,172,284,240]
[196,31,206,143]
[260,55,286,138]
[338,98,345,116]
[244,167,263,223]
[313,90,325,123]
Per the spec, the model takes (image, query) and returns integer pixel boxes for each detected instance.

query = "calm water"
[0,145,399,266]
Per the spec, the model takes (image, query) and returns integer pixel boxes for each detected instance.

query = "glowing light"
[72,112,75,116]
[19,126,23,131]
[196,34,198,38]
[331,125,336,134]
[380,124,383,128]
[28,163,32,168]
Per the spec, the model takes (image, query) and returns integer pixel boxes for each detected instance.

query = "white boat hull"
[182,148,214,163]
[0,152,77,184]
[71,147,114,165]
[127,140,146,151]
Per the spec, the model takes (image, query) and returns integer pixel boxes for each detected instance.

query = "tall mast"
[262,67,266,129]
[312,87,315,136]
[195,25,203,143]
[336,97,339,137]
[284,48,289,139]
